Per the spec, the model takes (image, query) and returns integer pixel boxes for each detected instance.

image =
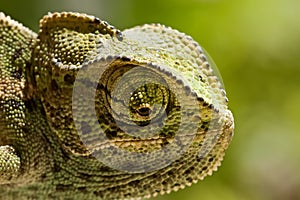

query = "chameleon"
[0,12,234,199]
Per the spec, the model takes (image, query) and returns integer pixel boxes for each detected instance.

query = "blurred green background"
[1,0,299,199]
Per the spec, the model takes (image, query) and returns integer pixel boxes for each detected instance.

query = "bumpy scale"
[0,12,234,199]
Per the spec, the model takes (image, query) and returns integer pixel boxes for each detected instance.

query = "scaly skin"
[0,12,234,199]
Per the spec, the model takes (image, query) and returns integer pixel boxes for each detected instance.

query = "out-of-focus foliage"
[1,0,299,199]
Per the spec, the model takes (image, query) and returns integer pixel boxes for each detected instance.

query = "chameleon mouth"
[82,130,208,155]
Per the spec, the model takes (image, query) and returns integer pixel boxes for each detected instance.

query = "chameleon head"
[31,12,234,196]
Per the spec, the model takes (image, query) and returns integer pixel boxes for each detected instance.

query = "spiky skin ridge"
[0,12,234,200]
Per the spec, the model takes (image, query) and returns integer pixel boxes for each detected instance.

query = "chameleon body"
[0,12,234,199]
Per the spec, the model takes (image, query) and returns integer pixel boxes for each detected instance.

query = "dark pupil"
[137,107,151,116]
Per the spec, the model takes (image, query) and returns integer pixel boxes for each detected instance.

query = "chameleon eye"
[136,106,151,117]
[75,59,195,126]
[128,83,170,127]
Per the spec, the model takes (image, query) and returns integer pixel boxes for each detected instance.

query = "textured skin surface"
[0,12,234,199]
